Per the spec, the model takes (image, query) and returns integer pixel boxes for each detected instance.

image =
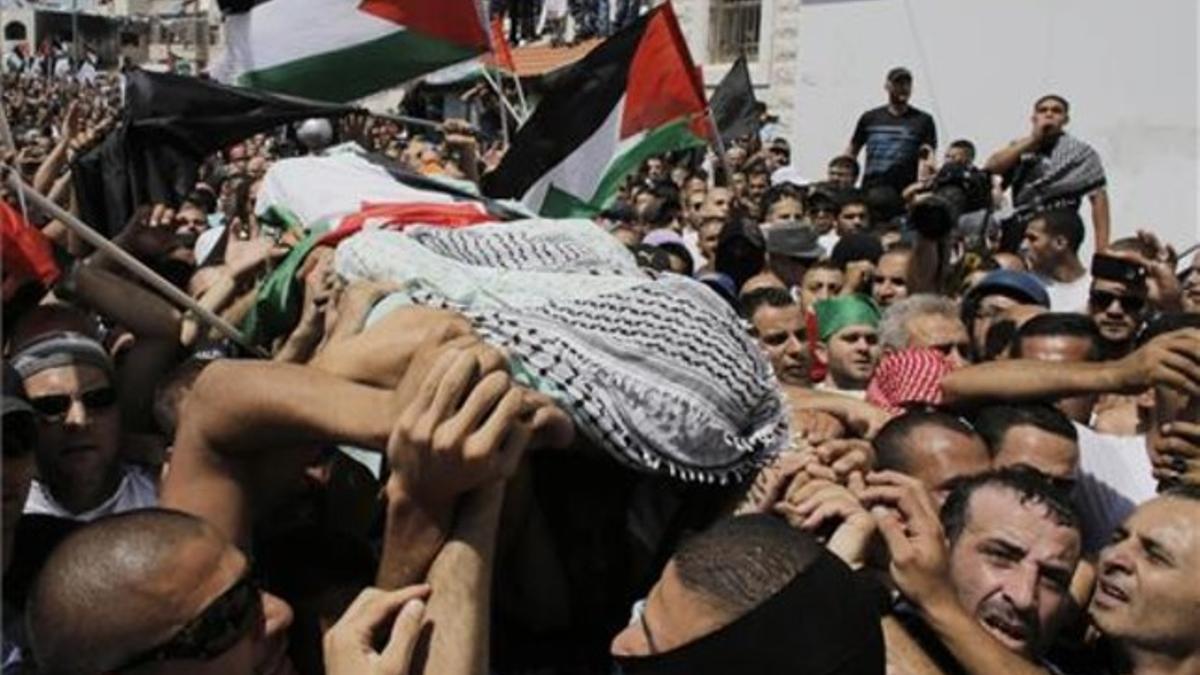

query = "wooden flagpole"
[4,169,266,356]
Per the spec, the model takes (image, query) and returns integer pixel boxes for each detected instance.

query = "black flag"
[73,69,354,235]
[708,55,758,145]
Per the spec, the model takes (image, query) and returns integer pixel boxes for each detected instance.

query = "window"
[4,21,28,41]
[708,0,761,63]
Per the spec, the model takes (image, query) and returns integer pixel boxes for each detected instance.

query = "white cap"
[770,166,811,188]
[297,118,334,152]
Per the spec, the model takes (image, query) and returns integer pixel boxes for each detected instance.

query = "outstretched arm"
[163,360,395,543]
[940,330,1200,406]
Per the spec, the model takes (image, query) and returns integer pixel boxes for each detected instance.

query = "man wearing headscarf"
[815,295,883,398]
[610,514,884,674]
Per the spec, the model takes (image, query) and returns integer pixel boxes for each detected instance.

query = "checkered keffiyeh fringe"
[338,220,790,483]
[1014,133,1107,213]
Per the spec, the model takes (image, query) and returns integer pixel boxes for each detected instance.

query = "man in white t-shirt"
[12,332,158,523]
[1023,209,1091,313]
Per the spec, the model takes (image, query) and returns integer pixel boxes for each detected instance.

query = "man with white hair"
[879,293,971,366]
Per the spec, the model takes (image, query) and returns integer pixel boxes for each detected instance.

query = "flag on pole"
[482,4,709,217]
[72,69,354,235]
[1,200,60,302]
[490,16,516,72]
[709,54,759,144]
[214,0,491,102]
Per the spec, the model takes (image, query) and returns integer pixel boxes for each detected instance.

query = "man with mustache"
[865,468,1081,672]
[869,472,1200,674]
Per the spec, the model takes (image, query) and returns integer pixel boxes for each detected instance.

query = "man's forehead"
[754,304,804,331]
[834,325,878,341]
[909,313,966,338]
[1019,335,1091,361]
[963,487,1080,559]
[805,268,842,284]
[1128,497,1200,562]
[22,363,111,394]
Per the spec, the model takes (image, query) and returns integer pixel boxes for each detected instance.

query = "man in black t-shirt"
[846,67,938,201]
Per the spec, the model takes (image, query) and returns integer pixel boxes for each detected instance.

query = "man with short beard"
[12,331,158,521]
[876,483,1200,675]
[864,469,1081,673]
[872,247,913,309]
[814,295,882,396]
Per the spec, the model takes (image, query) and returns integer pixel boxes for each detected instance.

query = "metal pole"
[706,109,733,187]
[369,111,448,133]
[4,170,266,356]
[479,67,523,123]
[72,0,80,70]
[0,103,14,151]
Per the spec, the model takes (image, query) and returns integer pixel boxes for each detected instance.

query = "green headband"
[815,295,880,342]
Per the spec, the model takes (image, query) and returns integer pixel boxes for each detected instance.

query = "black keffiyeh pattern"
[339,222,789,483]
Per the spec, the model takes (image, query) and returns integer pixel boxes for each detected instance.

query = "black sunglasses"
[117,568,262,671]
[28,387,117,420]
[1089,290,1145,314]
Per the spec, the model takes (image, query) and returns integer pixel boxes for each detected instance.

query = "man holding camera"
[985,94,1111,252]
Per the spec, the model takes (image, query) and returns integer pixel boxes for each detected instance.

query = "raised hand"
[386,344,529,510]
[860,470,956,610]
[775,473,875,568]
[324,585,430,675]
[1116,329,1200,396]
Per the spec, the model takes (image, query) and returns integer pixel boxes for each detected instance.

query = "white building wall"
[673,0,801,138]
[790,0,1199,251]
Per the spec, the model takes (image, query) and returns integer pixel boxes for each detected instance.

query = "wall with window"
[674,0,801,137]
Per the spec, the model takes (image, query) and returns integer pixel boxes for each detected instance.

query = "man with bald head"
[27,508,295,675]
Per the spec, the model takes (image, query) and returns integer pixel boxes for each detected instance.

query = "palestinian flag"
[214,0,490,102]
[483,4,709,217]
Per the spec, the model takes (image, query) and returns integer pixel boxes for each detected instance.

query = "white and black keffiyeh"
[337,220,789,483]
[1012,133,1107,214]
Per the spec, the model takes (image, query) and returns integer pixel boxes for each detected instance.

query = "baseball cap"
[830,233,884,268]
[764,223,824,260]
[966,270,1050,308]
[770,166,812,189]
[887,67,913,82]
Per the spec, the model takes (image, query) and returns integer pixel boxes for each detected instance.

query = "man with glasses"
[26,508,298,675]
[1088,255,1150,359]
[12,331,158,521]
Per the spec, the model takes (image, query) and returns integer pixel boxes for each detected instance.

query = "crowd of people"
[2,55,1200,675]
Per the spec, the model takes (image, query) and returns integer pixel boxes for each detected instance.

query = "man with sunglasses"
[1088,254,1150,359]
[26,508,299,675]
[11,331,158,521]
